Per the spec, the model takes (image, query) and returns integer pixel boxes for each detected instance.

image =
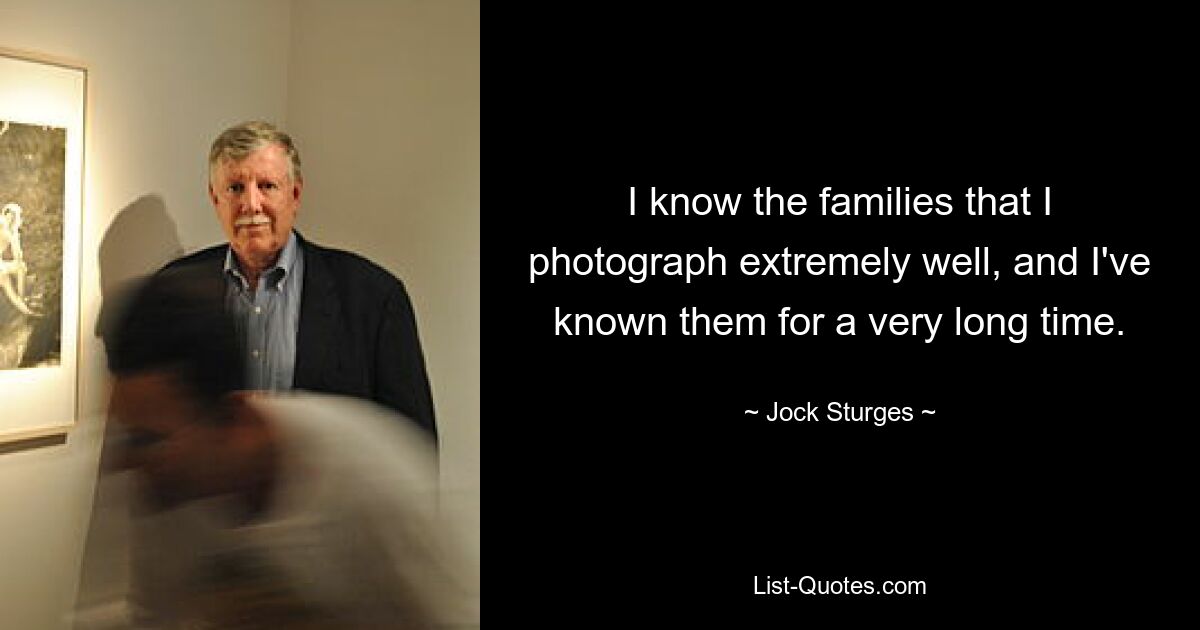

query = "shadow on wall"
[95,194,183,347]
[72,194,182,625]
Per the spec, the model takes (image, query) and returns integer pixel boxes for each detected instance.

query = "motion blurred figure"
[100,267,470,629]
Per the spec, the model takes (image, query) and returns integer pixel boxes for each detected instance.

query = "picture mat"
[0,52,84,438]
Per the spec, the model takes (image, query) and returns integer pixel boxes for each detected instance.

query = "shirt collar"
[224,231,300,290]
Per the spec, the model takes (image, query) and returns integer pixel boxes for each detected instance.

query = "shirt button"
[251,350,261,358]
[254,306,262,314]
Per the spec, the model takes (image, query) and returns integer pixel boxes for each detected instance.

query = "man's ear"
[208,181,219,207]
[224,391,258,422]
[292,177,304,205]
[224,391,273,433]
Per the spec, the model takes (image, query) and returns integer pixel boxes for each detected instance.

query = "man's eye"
[227,183,244,193]
[124,429,164,450]
[260,182,277,191]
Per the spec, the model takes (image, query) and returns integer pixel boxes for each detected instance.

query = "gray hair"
[208,121,303,182]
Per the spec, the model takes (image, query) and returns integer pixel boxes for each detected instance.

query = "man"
[160,121,436,437]
[103,268,468,628]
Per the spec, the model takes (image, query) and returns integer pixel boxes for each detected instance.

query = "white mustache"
[234,214,271,227]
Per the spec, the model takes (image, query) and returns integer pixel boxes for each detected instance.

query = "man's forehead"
[213,145,291,179]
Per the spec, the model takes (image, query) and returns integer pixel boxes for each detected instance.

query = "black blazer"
[161,233,437,439]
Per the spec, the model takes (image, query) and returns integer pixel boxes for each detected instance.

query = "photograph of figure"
[0,119,64,369]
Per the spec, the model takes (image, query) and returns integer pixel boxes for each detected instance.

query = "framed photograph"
[0,48,86,443]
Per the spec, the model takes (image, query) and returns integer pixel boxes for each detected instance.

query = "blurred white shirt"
[77,393,475,630]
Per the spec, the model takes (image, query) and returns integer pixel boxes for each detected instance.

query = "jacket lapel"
[293,233,340,390]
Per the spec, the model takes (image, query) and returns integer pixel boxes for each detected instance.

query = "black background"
[487,9,1183,624]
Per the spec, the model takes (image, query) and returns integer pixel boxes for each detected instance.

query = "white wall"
[287,0,481,606]
[0,1,291,628]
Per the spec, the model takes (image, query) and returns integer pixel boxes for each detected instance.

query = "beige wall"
[2,1,478,627]
[287,0,481,600]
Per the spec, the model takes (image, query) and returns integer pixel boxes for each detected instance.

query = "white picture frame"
[0,48,86,443]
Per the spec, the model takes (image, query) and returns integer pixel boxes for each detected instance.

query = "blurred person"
[160,121,436,438]
[98,268,470,629]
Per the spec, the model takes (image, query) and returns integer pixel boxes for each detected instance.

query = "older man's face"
[209,143,302,272]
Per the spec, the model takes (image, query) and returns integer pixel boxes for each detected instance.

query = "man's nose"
[245,184,264,213]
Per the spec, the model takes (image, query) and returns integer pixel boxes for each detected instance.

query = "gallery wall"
[0,1,479,627]
[287,0,481,600]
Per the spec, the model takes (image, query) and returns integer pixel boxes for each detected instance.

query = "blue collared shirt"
[223,231,305,392]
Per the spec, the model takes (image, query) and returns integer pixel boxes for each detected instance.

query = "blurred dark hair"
[106,265,243,410]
